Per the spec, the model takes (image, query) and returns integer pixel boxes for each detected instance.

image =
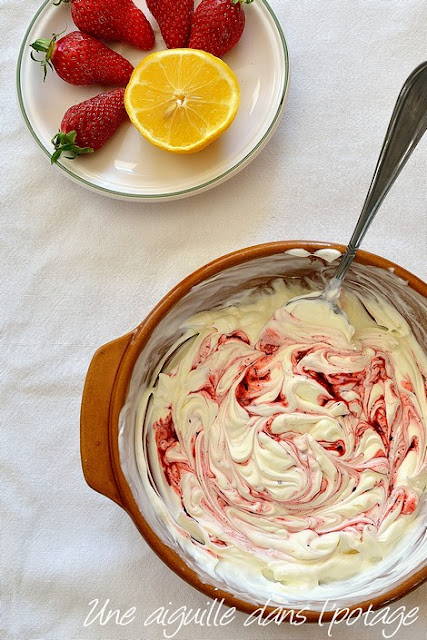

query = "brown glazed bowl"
[80,241,427,622]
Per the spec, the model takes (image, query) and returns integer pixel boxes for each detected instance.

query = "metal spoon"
[286,61,427,324]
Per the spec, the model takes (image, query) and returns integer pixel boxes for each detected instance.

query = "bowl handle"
[80,332,133,506]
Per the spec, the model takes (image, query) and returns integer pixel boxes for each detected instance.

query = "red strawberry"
[188,0,253,57]
[146,0,194,49]
[30,31,134,85]
[58,0,154,50]
[51,88,127,163]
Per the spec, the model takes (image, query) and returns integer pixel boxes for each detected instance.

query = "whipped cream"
[119,254,426,607]
[133,274,427,599]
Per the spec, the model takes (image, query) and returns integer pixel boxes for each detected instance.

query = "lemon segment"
[124,49,240,154]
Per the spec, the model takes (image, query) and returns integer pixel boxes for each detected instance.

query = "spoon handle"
[334,61,427,281]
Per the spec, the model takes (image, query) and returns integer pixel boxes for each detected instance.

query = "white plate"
[17,0,289,201]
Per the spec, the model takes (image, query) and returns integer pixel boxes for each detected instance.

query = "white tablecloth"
[2,1,426,638]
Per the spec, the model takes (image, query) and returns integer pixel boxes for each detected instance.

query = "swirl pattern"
[143,279,427,588]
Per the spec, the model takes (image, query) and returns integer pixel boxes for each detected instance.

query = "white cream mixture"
[133,275,427,599]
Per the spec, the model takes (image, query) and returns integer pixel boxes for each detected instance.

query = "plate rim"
[16,0,290,201]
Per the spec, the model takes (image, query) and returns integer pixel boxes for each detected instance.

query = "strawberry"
[30,31,134,85]
[188,0,253,57]
[57,0,155,50]
[146,0,194,49]
[51,88,127,163]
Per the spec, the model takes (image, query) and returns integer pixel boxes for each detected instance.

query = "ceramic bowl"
[81,241,427,620]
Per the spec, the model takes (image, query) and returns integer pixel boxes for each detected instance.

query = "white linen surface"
[1,0,426,639]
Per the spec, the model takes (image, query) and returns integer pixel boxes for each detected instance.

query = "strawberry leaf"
[51,131,94,164]
[30,32,60,81]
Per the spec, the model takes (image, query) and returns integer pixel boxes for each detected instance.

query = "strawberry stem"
[30,33,59,81]
[51,131,94,164]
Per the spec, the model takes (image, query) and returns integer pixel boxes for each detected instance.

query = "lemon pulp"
[124,49,240,154]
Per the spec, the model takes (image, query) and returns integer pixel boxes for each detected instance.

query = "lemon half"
[124,49,240,154]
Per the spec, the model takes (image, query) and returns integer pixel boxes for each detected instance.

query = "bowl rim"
[83,240,427,621]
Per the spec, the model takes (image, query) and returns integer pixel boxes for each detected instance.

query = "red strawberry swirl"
[146,283,427,586]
